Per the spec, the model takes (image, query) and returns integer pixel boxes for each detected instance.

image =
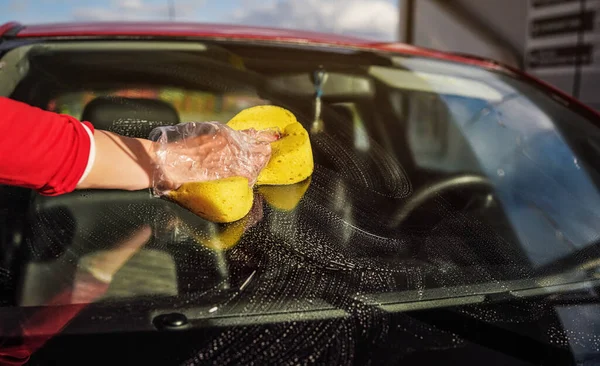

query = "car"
[1,21,600,366]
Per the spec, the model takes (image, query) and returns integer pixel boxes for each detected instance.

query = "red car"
[1,21,600,366]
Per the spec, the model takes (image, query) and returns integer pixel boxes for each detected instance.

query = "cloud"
[230,0,398,41]
[9,0,28,12]
[72,0,204,22]
[68,0,398,41]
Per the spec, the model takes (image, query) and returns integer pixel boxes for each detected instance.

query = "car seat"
[81,96,180,138]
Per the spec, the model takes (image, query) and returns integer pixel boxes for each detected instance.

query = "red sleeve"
[0,97,95,196]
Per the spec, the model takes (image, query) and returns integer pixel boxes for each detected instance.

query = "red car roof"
[11,22,371,44]
[0,21,503,70]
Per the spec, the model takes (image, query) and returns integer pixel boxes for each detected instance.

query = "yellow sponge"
[168,105,314,224]
[227,105,295,132]
[227,106,314,185]
[168,177,253,223]
[258,122,313,185]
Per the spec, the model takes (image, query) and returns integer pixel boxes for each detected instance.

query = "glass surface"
[47,88,269,123]
[1,41,600,365]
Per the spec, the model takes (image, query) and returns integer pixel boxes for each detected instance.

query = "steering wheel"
[390,174,494,227]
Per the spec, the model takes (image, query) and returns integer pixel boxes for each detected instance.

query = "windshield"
[1,40,600,365]
[382,56,600,269]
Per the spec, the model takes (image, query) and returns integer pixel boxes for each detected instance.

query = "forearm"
[76,130,155,191]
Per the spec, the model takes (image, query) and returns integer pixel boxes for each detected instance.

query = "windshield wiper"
[357,268,600,313]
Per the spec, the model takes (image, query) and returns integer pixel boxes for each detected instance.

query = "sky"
[0,0,399,41]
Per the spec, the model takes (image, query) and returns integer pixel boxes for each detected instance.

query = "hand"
[151,122,279,194]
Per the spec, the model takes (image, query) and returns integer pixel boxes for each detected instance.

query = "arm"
[0,97,153,195]
[0,97,275,196]
[75,130,153,192]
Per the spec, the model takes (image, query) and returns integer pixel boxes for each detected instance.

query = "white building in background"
[525,0,600,111]
[400,0,599,110]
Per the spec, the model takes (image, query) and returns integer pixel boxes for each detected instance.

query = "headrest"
[81,96,180,138]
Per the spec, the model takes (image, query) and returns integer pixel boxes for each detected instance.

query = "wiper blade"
[358,270,600,313]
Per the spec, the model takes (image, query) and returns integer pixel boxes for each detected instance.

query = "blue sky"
[0,0,399,41]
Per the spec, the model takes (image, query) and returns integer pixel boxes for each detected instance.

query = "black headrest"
[81,96,180,138]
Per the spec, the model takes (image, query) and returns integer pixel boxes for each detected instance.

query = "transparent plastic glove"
[149,121,280,196]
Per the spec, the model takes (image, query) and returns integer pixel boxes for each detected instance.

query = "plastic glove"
[150,121,280,196]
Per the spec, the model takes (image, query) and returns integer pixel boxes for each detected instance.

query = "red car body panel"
[0,21,503,69]
[8,22,369,44]
[0,21,21,36]
[1,21,598,118]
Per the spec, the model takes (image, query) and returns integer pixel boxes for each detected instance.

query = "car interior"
[0,40,572,337]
